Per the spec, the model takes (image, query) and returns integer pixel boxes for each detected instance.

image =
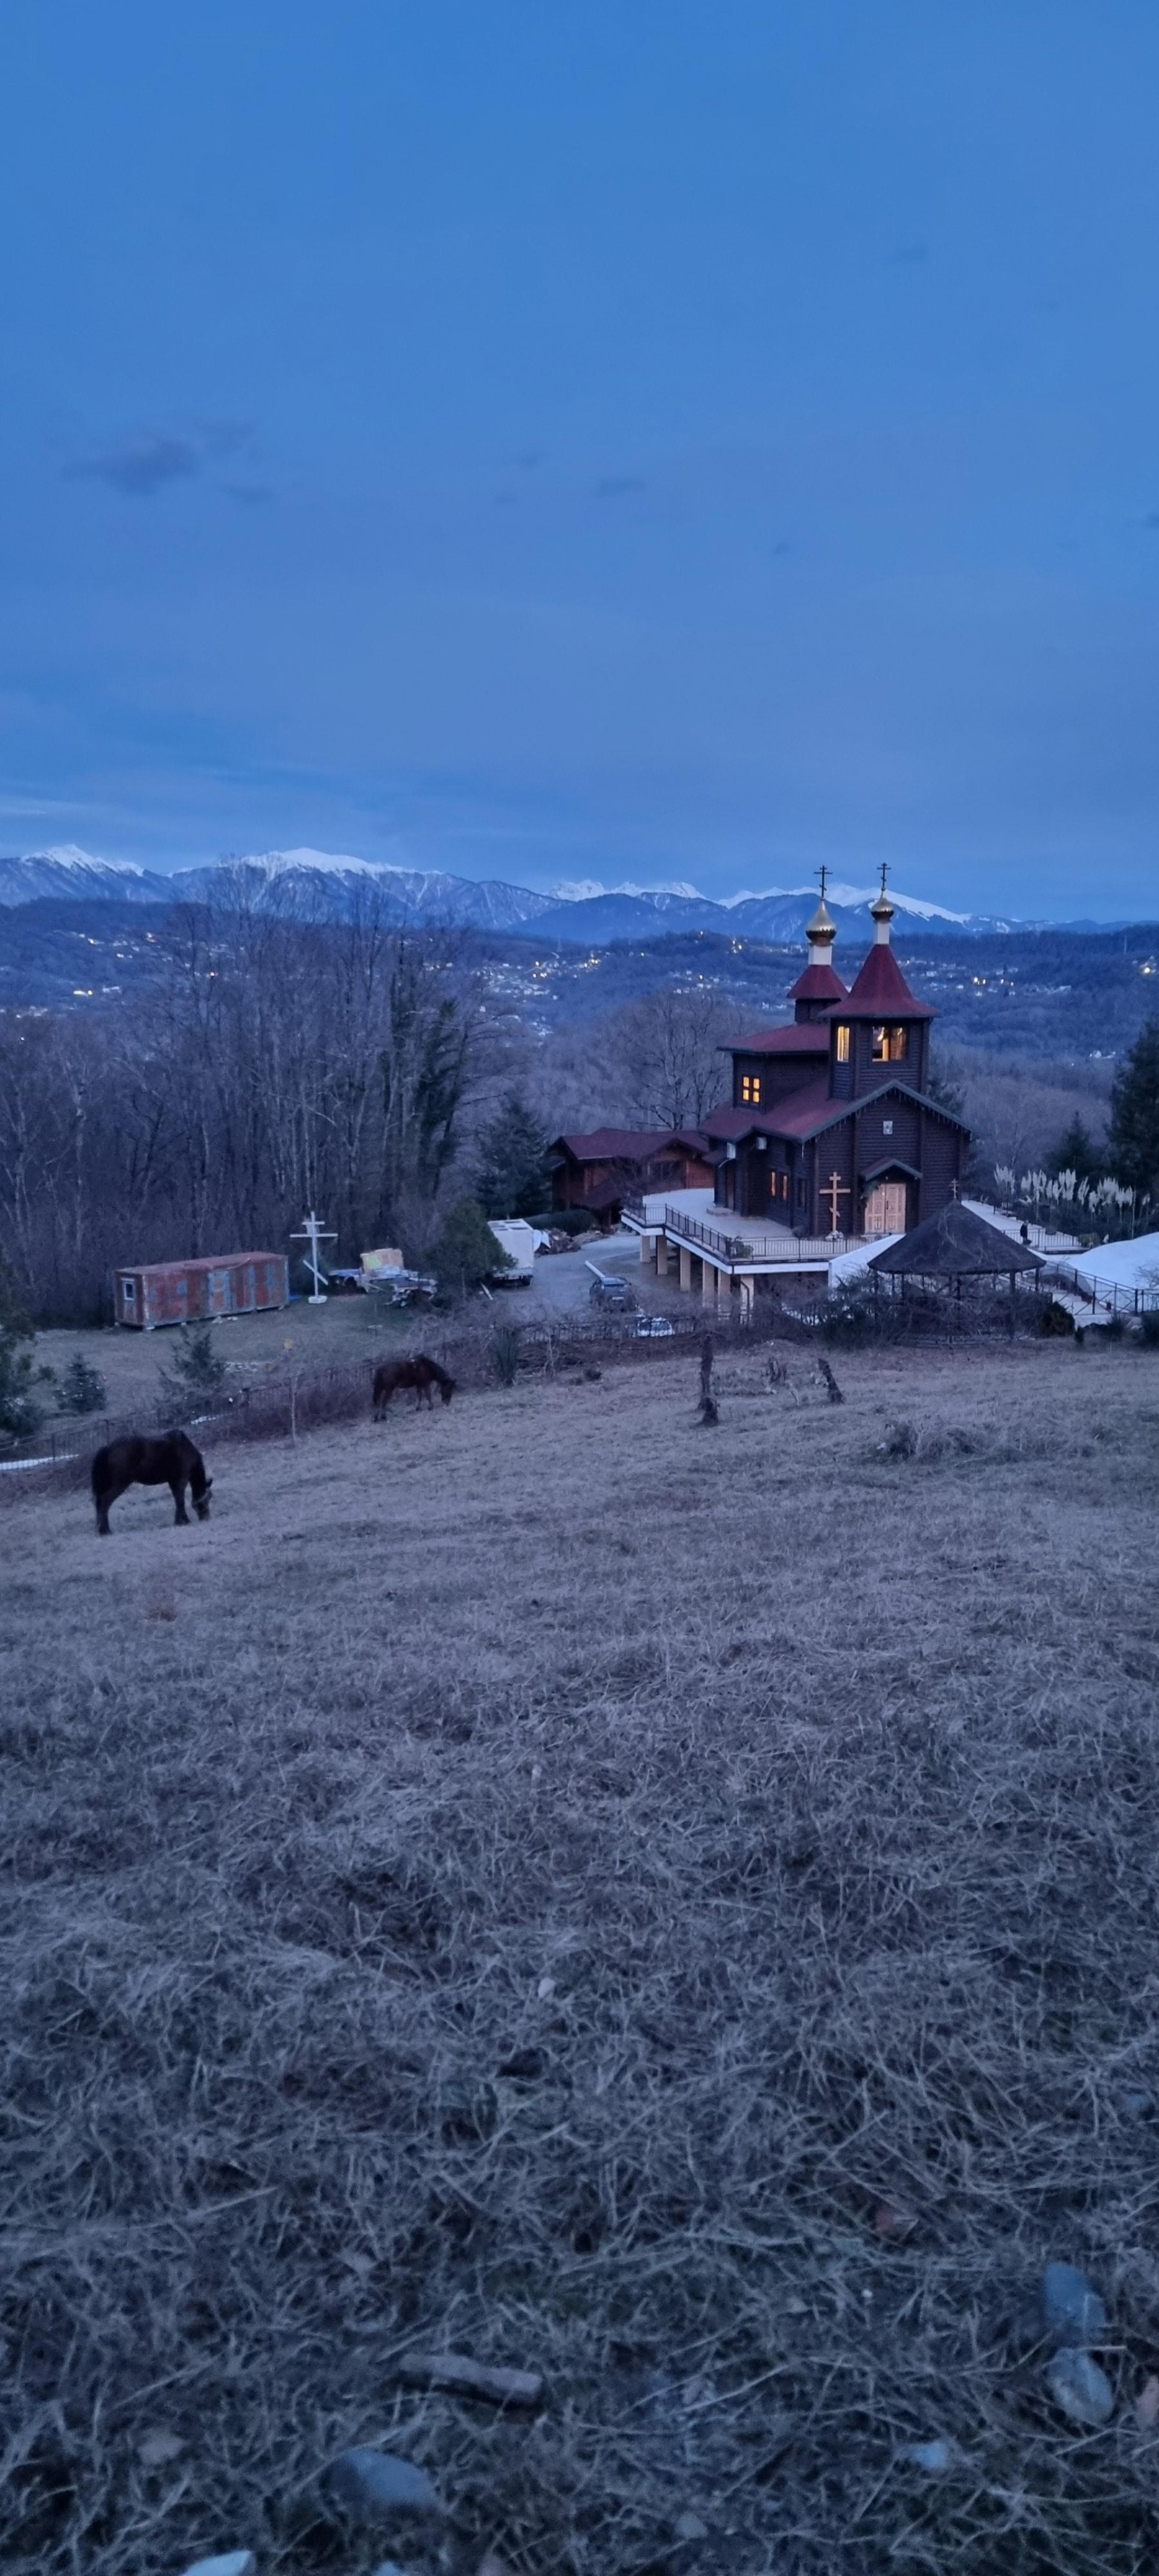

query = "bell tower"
[789,868,849,1023]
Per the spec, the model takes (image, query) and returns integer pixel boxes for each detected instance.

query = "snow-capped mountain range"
[0,842,1030,938]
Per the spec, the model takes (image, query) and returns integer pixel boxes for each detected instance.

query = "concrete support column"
[701,1260,717,1304]
[640,1231,656,1266]
[678,1246,692,1293]
[657,1235,669,1278]
[738,1275,754,1320]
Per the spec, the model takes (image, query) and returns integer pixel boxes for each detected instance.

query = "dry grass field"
[3,1338,1159,2575]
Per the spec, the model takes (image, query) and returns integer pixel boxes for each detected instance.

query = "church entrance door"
[864,1179,907,1234]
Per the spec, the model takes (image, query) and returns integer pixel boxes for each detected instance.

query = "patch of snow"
[549,877,704,902]
[828,1234,904,1285]
[715,882,974,922]
[233,846,401,879]
[22,844,149,879]
[1044,1231,1159,1293]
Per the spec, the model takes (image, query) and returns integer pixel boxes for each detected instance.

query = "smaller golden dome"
[870,865,895,921]
[806,897,837,941]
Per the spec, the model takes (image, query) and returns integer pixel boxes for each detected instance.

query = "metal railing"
[1042,1261,1159,1318]
[660,1206,872,1265]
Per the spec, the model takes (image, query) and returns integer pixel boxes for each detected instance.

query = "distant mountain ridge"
[0,841,1093,939]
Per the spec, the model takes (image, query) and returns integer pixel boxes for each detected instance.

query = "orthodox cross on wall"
[822,1170,851,1232]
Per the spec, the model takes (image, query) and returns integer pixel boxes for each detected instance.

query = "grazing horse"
[372,1354,456,1419]
[91,1431,212,1537]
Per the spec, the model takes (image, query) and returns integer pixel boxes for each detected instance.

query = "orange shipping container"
[115,1252,289,1328]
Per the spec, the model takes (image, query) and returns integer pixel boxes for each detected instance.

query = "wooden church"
[701,873,971,1236]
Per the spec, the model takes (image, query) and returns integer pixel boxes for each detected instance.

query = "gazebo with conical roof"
[867,1200,1044,1288]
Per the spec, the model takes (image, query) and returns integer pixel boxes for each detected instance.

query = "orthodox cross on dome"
[816,863,829,903]
[822,1169,851,1232]
[870,862,896,943]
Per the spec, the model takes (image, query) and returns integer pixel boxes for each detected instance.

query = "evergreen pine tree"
[476,1093,552,1219]
[59,1352,108,1415]
[0,1244,30,1339]
[0,1332,43,1440]
[1107,1021,1159,1205]
[1045,1116,1103,1186]
[0,1243,47,1438]
[158,1322,228,1413]
[431,1199,513,1299]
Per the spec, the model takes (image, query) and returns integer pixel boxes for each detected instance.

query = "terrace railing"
[1042,1261,1159,1318]
[660,1205,872,1265]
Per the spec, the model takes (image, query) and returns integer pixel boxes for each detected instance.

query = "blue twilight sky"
[1,2,1158,917]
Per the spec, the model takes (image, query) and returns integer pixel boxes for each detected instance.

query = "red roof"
[702,1085,841,1141]
[552,1127,709,1162]
[750,1080,835,1139]
[118,1251,284,1278]
[705,1078,962,1146]
[700,1104,777,1141]
[788,962,848,1005]
[837,944,934,1019]
[731,1023,830,1056]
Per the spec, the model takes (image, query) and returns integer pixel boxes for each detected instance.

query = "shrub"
[489,1323,523,1387]
[1137,1309,1159,1348]
[0,1330,46,1441]
[823,1289,887,1347]
[876,1418,919,1459]
[158,1321,228,1412]
[1038,1299,1076,1338]
[58,1351,107,1414]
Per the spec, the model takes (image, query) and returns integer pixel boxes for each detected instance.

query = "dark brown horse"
[91,1431,212,1537]
[372,1354,456,1419]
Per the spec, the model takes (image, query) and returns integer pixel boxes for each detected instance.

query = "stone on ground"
[1046,2347,1115,2427]
[400,2350,543,2405]
[327,2447,440,2519]
[181,2555,256,2576]
[1041,2263,1108,2344]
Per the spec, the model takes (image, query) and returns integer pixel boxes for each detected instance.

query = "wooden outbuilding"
[115,1251,289,1328]
[549,1127,715,1227]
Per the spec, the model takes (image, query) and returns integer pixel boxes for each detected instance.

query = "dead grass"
[3,1341,1159,2573]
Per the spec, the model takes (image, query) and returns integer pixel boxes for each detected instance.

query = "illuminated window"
[781,1171,790,1200]
[835,1025,851,1063]
[872,1024,908,1063]
[741,1073,762,1104]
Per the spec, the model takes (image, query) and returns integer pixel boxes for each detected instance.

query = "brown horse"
[372,1354,456,1419]
[91,1431,212,1537]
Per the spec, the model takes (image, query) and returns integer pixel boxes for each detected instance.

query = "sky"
[1,2,1158,918]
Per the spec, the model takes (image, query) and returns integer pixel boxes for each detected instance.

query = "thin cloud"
[199,420,254,460]
[594,475,647,499]
[62,420,260,498]
[64,432,200,496]
[220,481,272,506]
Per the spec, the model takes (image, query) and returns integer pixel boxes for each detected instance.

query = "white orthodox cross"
[290,1209,337,1304]
[822,1170,851,1233]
